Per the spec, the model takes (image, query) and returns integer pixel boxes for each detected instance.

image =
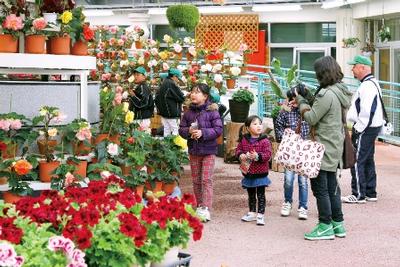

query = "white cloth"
[161,117,179,136]
[347,77,384,133]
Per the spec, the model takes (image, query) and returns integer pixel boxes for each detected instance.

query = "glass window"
[378,49,390,87]
[377,18,400,42]
[270,48,293,68]
[271,23,336,43]
[152,25,195,43]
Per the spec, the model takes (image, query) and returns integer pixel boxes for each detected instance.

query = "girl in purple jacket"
[236,115,272,225]
[179,83,223,222]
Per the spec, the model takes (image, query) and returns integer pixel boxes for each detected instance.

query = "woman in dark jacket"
[179,83,223,222]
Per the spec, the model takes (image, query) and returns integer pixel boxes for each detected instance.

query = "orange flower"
[13,159,32,176]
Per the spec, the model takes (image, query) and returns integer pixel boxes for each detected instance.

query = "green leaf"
[271,58,284,77]
[287,64,298,85]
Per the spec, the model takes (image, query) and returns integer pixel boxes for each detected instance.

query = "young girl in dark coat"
[179,83,223,222]
[236,115,272,225]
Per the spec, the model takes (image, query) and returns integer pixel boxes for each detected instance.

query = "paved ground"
[179,142,400,267]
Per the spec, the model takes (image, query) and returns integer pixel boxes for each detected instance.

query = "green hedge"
[166,5,200,33]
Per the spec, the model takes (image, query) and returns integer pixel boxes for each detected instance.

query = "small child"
[179,83,223,222]
[236,115,272,226]
[274,85,310,219]
[128,66,154,131]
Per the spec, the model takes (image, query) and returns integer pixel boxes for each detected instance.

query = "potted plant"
[238,43,252,75]
[70,7,95,56]
[32,106,65,182]
[225,66,241,89]
[0,13,24,53]
[48,10,73,54]
[123,168,148,198]
[229,87,254,122]
[342,37,360,48]
[50,161,81,191]
[37,0,76,23]
[378,25,391,43]
[361,41,376,57]
[126,25,145,49]
[23,16,49,54]
[166,4,200,33]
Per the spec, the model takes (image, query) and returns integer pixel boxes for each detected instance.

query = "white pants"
[161,117,179,136]
[134,119,151,133]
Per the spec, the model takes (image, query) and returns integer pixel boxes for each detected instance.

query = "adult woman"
[295,56,352,240]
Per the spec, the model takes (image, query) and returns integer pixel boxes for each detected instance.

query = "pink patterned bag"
[274,128,325,178]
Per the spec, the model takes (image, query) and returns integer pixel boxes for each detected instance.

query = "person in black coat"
[155,68,185,136]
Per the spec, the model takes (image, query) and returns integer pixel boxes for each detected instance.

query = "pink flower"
[54,112,67,123]
[48,236,75,254]
[67,263,87,267]
[162,62,170,71]
[115,86,123,94]
[65,172,75,187]
[0,120,11,131]
[120,35,127,41]
[117,39,125,46]
[9,119,22,130]
[109,38,116,46]
[68,249,86,264]
[173,43,182,53]
[239,43,248,53]
[101,73,111,81]
[14,256,24,267]
[113,93,123,106]
[3,14,23,31]
[0,242,19,266]
[109,26,119,34]
[75,128,92,141]
[32,18,47,31]
[107,143,119,156]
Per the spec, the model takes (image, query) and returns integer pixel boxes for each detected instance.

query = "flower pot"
[25,35,46,54]
[150,247,180,267]
[146,166,154,174]
[1,143,18,159]
[174,52,182,60]
[2,191,22,204]
[135,40,143,49]
[215,82,222,89]
[226,78,236,89]
[43,13,58,24]
[37,139,57,155]
[0,176,8,185]
[0,34,18,53]
[229,99,250,123]
[109,134,121,145]
[94,133,109,145]
[186,52,194,61]
[50,36,71,55]
[67,159,88,178]
[39,161,60,182]
[145,181,163,192]
[135,184,144,198]
[162,182,176,195]
[71,40,88,56]
[120,165,132,176]
[240,66,247,76]
[72,141,92,156]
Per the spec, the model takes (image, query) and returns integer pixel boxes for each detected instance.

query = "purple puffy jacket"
[179,102,223,156]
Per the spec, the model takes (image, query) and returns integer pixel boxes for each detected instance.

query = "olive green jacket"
[296,83,352,172]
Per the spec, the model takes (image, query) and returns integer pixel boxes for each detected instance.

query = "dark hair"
[313,56,344,88]
[238,115,262,142]
[191,83,210,96]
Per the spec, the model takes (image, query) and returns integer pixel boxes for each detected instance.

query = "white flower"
[128,75,135,83]
[150,47,158,56]
[47,128,58,137]
[147,59,158,68]
[162,62,170,71]
[54,112,67,123]
[226,51,235,59]
[177,65,187,72]
[39,130,45,136]
[206,63,213,72]
[163,34,172,43]
[214,74,223,83]
[107,143,119,156]
[183,37,191,45]
[148,39,157,47]
[188,46,197,56]
[120,60,129,68]
[173,43,182,53]
[230,66,241,77]
[212,64,222,73]
[181,76,187,83]
[122,91,129,99]
[200,65,208,72]
[100,171,111,179]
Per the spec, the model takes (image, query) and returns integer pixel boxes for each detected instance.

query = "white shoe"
[298,207,308,220]
[197,207,211,222]
[241,212,257,222]
[256,214,265,226]
[366,196,378,202]
[280,202,292,217]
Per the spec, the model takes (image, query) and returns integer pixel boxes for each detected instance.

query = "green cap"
[168,68,183,79]
[134,66,147,75]
[347,55,372,66]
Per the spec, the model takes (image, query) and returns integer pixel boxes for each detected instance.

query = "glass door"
[294,48,329,80]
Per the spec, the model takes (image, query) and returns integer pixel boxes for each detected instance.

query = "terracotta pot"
[1,143,18,159]
[2,191,22,204]
[109,134,120,145]
[39,161,60,182]
[50,36,71,55]
[0,34,18,53]
[120,165,132,176]
[145,181,163,192]
[0,176,8,185]
[37,139,57,155]
[240,66,247,76]
[71,40,88,56]
[226,78,236,89]
[94,133,109,145]
[215,82,222,89]
[174,52,182,60]
[67,159,87,178]
[162,182,176,195]
[186,52,194,61]
[72,141,92,156]
[135,184,144,198]
[146,166,154,174]
[25,35,46,54]
[135,40,142,49]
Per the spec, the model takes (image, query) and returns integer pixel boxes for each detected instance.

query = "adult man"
[342,55,385,204]
[128,66,154,131]
[155,68,185,136]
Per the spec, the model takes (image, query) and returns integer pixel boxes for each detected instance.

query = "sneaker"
[202,207,211,222]
[241,212,257,222]
[357,198,366,204]
[196,207,211,222]
[256,214,265,226]
[366,196,378,202]
[298,207,308,220]
[341,195,366,204]
[304,223,335,240]
[331,220,346,238]
[280,202,292,217]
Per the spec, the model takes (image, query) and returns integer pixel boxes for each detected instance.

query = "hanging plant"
[361,42,376,57]
[166,5,200,33]
[378,25,391,43]
[342,37,360,48]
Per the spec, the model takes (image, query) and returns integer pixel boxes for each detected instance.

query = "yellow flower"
[123,102,130,113]
[159,51,169,60]
[60,11,73,24]
[128,75,135,83]
[102,86,109,92]
[48,128,58,137]
[174,135,187,150]
[125,111,134,124]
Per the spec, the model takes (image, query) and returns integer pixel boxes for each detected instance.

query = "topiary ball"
[166,5,200,33]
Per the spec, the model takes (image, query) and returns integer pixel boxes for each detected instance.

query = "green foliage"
[378,26,391,42]
[87,162,121,180]
[50,161,78,191]
[166,5,200,32]
[232,88,255,104]
[124,169,148,187]
[342,37,360,48]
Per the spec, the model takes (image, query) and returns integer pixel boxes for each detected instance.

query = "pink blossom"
[54,112,67,123]
[113,93,123,106]
[117,39,125,46]
[134,25,141,32]
[101,73,111,81]
[96,52,105,58]
[0,242,18,266]
[32,18,47,31]
[3,14,23,31]
[65,172,75,187]
[162,62,170,71]
[0,120,11,131]
[14,256,24,267]
[67,263,87,267]
[9,119,22,130]
[48,236,75,254]
[68,249,86,264]
[75,128,92,141]
[173,43,182,53]
[107,143,119,156]
[148,39,157,47]
[239,43,248,53]
[109,26,119,34]
[120,35,127,41]
[109,38,116,46]
[115,86,123,94]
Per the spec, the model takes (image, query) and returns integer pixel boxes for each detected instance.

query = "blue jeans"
[284,170,308,209]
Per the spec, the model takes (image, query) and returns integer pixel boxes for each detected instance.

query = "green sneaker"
[304,223,335,240]
[332,220,346,238]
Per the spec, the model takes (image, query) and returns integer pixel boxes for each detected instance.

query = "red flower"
[118,213,147,247]
[83,24,94,41]
[127,137,135,144]
[0,217,24,244]
[0,141,6,151]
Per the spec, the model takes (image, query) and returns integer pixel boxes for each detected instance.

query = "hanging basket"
[0,34,18,53]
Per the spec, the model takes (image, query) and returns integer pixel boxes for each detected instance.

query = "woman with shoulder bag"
[295,56,352,240]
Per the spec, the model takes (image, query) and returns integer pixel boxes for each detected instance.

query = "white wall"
[352,0,400,19]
